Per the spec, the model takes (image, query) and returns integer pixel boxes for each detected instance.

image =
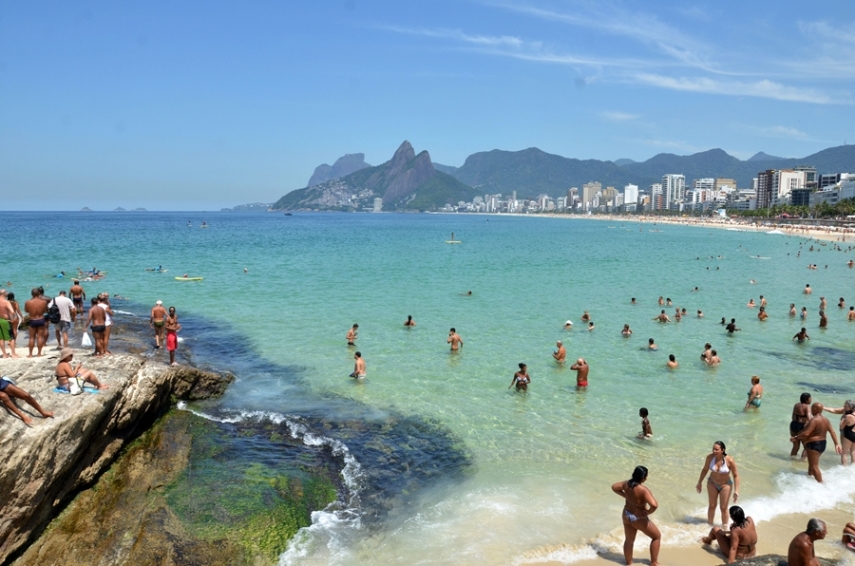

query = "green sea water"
[4,211,855,565]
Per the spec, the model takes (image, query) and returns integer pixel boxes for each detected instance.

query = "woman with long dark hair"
[612,465,661,566]
[696,440,740,525]
[701,505,757,563]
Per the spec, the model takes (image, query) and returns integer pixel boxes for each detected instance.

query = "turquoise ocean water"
[4,211,855,564]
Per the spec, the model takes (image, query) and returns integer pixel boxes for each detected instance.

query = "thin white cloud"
[633,74,842,104]
[601,111,638,121]
[748,125,813,141]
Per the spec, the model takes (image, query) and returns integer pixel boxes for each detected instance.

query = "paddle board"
[445,240,462,244]
[175,276,203,281]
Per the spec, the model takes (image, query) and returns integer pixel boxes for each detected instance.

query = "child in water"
[638,407,652,439]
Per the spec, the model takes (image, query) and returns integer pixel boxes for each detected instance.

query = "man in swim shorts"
[350,351,366,378]
[69,280,86,315]
[86,297,107,356]
[150,300,167,348]
[571,358,589,389]
[552,341,566,363]
[346,324,358,346]
[792,403,841,482]
[652,310,671,323]
[0,290,14,358]
[793,328,810,342]
[790,393,812,457]
[24,288,49,357]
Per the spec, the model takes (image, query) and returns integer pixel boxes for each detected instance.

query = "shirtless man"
[552,340,566,363]
[706,350,721,366]
[86,297,107,356]
[700,343,712,362]
[666,354,678,369]
[447,328,463,351]
[759,295,767,308]
[726,319,740,334]
[24,288,49,357]
[648,338,658,350]
[790,393,812,457]
[0,290,14,358]
[804,284,812,295]
[789,303,797,316]
[792,403,841,482]
[69,280,86,315]
[787,518,826,566]
[849,306,855,321]
[346,324,358,346]
[571,358,589,389]
[150,300,167,348]
[653,310,671,323]
[349,351,366,379]
[819,296,827,310]
[793,328,810,343]
[757,307,768,321]
[818,310,828,328]
[403,315,416,327]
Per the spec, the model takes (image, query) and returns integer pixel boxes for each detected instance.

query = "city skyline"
[2,1,854,210]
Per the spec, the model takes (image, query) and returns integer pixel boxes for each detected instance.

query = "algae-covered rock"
[12,410,339,566]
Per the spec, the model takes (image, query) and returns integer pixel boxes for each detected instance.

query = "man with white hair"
[552,340,566,363]
[150,300,167,349]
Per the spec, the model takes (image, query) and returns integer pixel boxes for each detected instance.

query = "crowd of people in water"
[4,230,855,563]
[337,235,855,565]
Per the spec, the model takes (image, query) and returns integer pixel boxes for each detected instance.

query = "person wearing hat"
[564,320,573,330]
[552,340,566,363]
[150,300,167,349]
[55,348,106,390]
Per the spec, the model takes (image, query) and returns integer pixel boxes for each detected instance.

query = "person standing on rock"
[69,280,86,316]
[165,306,181,366]
[51,290,75,349]
[24,288,49,357]
[0,290,15,358]
[150,300,167,349]
[85,298,107,356]
[97,294,114,355]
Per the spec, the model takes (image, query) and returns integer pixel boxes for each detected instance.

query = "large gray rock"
[0,350,233,564]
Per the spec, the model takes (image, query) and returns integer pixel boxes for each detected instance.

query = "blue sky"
[1,1,853,210]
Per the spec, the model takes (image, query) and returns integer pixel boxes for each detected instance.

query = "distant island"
[221,202,271,212]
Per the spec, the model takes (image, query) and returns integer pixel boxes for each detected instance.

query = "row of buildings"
[437,167,855,214]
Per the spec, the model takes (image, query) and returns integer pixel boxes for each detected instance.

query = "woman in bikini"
[508,363,530,392]
[696,440,739,525]
[55,348,106,390]
[824,400,855,465]
[612,465,661,566]
[701,505,757,563]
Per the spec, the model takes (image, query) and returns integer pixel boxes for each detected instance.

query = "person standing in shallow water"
[571,358,589,389]
[792,403,841,483]
[745,376,763,410]
[346,324,358,346]
[403,315,415,327]
[612,465,661,566]
[696,440,739,525]
[509,363,530,391]
[447,327,463,351]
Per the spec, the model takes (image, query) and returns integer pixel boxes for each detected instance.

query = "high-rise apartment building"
[582,182,601,208]
[662,174,686,206]
[756,170,775,209]
[650,183,664,210]
[623,184,639,205]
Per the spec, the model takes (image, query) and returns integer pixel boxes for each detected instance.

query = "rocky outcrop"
[307,153,371,186]
[0,350,233,564]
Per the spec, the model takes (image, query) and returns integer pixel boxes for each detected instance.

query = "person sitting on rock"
[0,376,53,425]
[55,348,107,391]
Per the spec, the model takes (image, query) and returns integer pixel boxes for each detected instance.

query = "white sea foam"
[513,543,598,565]
[175,404,367,566]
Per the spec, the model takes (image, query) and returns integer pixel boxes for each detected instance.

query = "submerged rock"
[0,351,232,564]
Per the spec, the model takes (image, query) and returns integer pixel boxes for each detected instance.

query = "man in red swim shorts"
[571,358,589,389]
[165,306,181,366]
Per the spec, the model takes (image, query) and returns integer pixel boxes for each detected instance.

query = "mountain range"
[273,143,855,210]
[272,141,478,211]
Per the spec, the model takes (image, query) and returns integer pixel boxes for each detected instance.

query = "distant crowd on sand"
[339,237,855,565]
[0,280,183,426]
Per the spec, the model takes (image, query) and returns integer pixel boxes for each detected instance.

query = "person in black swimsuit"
[790,393,812,457]
[824,400,855,465]
[792,403,842,483]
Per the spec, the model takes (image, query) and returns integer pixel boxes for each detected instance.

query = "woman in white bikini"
[696,440,740,525]
[612,465,661,566]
